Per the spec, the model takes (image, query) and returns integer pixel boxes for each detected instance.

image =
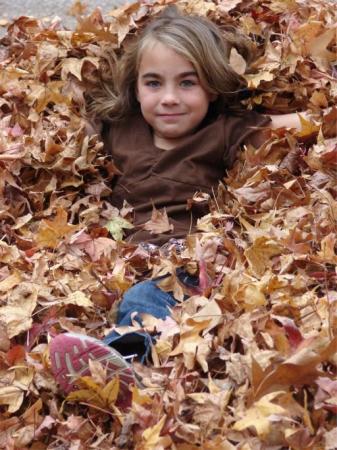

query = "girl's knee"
[117,279,176,325]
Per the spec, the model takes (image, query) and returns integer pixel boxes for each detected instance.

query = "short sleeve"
[223,111,271,168]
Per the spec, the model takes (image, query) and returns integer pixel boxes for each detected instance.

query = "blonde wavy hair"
[91,6,255,121]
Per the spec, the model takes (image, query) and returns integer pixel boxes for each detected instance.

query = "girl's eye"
[145,80,160,88]
[180,79,196,87]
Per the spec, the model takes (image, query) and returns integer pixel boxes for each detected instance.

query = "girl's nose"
[161,89,180,105]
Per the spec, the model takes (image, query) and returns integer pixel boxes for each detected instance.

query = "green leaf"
[105,217,134,241]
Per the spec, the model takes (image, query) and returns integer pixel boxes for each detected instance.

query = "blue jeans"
[103,279,176,361]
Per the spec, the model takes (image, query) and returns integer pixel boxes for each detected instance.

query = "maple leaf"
[105,216,134,241]
[244,236,283,277]
[0,366,34,413]
[61,291,94,309]
[233,391,287,437]
[69,230,117,261]
[170,318,212,371]
[66,375,120,411]
[36,208,79,249]
[143,207,174,234]
[0,283,38,338]
[295,114,320,139]
[27,81,71,113]
[61,57,100,81]
[141,414,168,449]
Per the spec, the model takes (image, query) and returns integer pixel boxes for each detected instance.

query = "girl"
[49,6,321,402]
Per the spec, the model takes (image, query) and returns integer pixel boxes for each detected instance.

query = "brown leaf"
[254,337,337,399]
[143,207,174,234]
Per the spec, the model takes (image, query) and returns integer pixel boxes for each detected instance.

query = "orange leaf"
[6,345,26,365]
[36,208,79,249]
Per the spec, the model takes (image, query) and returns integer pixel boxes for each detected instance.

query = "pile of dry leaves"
[0,0,336,448]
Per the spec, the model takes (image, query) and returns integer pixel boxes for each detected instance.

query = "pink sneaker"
[50,332,137,401]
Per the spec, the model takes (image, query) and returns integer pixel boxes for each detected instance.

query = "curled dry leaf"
[0,0,336,447]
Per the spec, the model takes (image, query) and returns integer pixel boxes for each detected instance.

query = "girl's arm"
[248,107,334,148]
[269,111,311,130]
[269,106,334,131]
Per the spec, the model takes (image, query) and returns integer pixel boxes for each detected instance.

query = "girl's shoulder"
[215,110,271,167]
[217,110,271,144]
[204,109,270,135]
[221,109,271,127]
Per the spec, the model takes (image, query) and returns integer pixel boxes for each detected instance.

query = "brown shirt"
[103,111,270,244]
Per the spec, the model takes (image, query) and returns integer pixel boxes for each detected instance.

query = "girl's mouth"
[158,113,185,119]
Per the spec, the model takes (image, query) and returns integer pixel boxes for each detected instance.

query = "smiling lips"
[157,113,185,119]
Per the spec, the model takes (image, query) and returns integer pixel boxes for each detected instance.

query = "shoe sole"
[50,332,136,395]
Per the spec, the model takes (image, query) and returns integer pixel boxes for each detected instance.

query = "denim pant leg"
[103,279,176,361]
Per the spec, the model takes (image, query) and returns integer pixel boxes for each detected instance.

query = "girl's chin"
[154,126,194,139]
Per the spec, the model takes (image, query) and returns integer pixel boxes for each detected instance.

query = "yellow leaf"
[0,367,34,413]
[0,241,21,263]
[142,414,166,449]
[0,270,22,292]
[66,389,105,408]
[244,237,283,278]
[269,0,297,13]
[27,81,71,113]
[0,286,38,338]
[171,318,212,371]
[76,376,103,394]
[189,298,223,333]
[101,377,120,407]
[184,0,215,16]
[131,385,152,406]
[308,28,336,70]
[36,208,79,249]
[244,70,274,88]
[62,291,94,309]
[295,114,320,138]
[310,91,328,108]
[240,16,263,36]
[66,375,122,410]
[155,339,172,359]
[186,392,209,404]
[233,391,287,437]
[236,283,266,311]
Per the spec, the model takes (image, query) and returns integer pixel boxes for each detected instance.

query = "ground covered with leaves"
[0,0,336,448]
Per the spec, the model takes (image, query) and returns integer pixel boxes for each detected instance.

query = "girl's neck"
[153,133,187,150]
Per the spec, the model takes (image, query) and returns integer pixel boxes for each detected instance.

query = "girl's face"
[136,41,216,150]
